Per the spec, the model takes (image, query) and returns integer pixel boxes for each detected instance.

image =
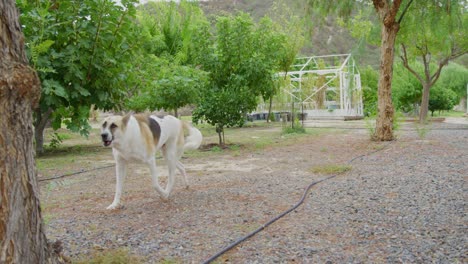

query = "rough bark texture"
[419,83,431,122]
[34,108,52,155]
[374,23,398,141]
[372,0,402,141]
[0,1,66,263]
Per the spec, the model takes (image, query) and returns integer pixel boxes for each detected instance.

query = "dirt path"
[40,120,467,263]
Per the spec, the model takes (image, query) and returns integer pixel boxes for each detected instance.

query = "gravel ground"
[40,119,467,263]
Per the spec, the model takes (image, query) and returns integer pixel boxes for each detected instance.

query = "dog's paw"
[160,193,170,201]
[106,203,122,210]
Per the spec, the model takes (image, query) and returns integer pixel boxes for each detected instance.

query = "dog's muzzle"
[101,133,113,147]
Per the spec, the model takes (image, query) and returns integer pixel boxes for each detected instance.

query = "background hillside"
[198,0,381,68]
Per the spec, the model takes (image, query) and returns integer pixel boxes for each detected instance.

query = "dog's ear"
[121,113,132,131]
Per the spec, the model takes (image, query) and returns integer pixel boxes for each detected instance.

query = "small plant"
[364,117,376,140]
[210,146,222,152]
[310,164,352,175]
[282,126,306,134]
[268,112,276,122]
[229,144,240,151]
[282,118,306,134]
[75,248,144,264]
[372,144,386,151]
[48,132,63,149]
[415,123,429,139]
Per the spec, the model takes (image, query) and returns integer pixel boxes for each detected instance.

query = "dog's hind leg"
[165,157,177,197]
[175,145,189,188]
[176,161,189,189]
[149,159,170,200]
[107,156,127,210]
[161,144,178,197]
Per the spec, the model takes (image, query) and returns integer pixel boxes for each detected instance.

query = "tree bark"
[372,0,403,141]
[419,83,431,123]
[216,125,224,146]
[34,108,53,155]
[0,1,66,263]
[267,97,273,123]
[374,22,399,141]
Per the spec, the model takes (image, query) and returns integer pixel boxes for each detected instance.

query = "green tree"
[254,17,288,122]
[428,85,458,116]
[436,63,468,105]
[265,1,304,123]
[309,0,415,140]
[18,0,139,154]
[138,0,207,63]
[125,1,209,115]
[398,1,467,122]
[391,61,467,116]
[192,13,285,146]
[126,57,208,115]
[311,0,467,138]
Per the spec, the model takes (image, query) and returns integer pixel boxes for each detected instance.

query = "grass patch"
[372,144,386,151]
[310,164,352,175]
[431,110,466,118]
[415,123,430,139]
[210,145,223,152]
[282,126,306,134]
[74,248,145,264]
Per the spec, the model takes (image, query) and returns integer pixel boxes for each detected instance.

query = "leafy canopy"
[192,13,293,144]
[19,0,140,136]
[124,1,209,113]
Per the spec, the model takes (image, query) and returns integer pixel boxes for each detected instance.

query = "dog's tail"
[183,122,203,151]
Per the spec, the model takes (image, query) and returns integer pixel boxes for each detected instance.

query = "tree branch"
[390,0,403,19]
[448,46,468,60]
[384,0,403,26]
[397,0,414,24]
[430,57,449,87]
[421,48,431,83]
[108,7,129,51]
[84,1,108,84]
[34,107,53,136]
[399,44,424,84]
[372,0,386,20]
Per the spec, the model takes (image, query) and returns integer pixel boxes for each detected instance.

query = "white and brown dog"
[100,113,202,210]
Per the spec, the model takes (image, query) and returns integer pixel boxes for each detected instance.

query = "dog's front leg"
[107,157,127,210]
[149,159,170,200]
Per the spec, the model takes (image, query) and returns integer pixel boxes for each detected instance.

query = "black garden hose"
[38,164,114,182]
[202,141,394,263]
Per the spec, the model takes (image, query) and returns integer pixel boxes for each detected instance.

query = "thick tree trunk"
[0,1,65,263]
[419,83,431,123]
[374,23,399,141]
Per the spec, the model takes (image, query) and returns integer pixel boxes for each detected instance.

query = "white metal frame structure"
[277,53,363,120]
